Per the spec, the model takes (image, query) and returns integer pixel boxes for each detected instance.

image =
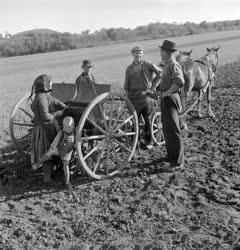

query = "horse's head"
[176,50,192,64]
[205,46,220,72]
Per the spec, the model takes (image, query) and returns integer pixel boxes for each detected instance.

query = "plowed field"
[0,60,240,249]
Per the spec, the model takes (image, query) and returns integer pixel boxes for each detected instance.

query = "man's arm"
[151,75,161,91]
[162,63,184,97]
[161,84,180,98]
[150,63,162,91]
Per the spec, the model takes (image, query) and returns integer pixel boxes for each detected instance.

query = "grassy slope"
[1,30,240,139]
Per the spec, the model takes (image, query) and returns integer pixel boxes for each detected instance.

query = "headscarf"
[29,74,52,99]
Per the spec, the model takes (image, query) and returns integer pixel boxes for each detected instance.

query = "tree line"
[0,19,240,57]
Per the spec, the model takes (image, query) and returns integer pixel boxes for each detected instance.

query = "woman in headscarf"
[29,74,66,183]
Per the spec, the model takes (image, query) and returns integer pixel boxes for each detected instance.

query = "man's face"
[160,48,166,61]
[132,50,143,63]
[82,65,91,74]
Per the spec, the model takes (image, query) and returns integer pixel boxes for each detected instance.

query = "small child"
[32,116,75,189]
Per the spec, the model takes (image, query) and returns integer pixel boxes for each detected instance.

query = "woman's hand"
[53,110,64,117]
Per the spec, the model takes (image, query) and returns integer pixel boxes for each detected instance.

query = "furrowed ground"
[0,60,240,249]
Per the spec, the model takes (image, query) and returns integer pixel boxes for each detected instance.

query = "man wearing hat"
[147,40,185,169]
[124,45,162,149]
[75,60,96,91]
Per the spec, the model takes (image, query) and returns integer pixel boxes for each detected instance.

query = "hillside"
[0,19,240,57]
[12,28,60,38]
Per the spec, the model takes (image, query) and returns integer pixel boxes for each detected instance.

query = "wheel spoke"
[81,134,106,141]
[93,145,106,173]
[111,106,124,130]
[13,122,34,127]
[19,108,33,118]
[106,144,110,174]
[83,140,105,160]
[113,138,131,153]
[107,96,114,129]
[110,141,121,163]
[112,131,136,138]
[113,115,134,133]
[87,117,107,135]
[96,101,109,132]
[153,129,159,134]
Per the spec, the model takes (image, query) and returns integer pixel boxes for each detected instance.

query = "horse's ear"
[187,49,192,56]
[215,46,220,51]
[207,48,210,52]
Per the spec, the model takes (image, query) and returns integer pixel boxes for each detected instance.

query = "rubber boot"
[62,161,71,189]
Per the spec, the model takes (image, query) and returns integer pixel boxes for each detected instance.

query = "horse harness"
[194,55,217,83]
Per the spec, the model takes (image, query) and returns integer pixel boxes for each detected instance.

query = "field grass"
[1,29,240,142]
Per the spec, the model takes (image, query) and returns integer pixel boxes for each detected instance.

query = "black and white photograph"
[0,0,240,249]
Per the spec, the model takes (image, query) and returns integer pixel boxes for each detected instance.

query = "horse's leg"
[180,72,194,130]
[197,90,203,118]
[180,92,188,131]
[207,83,215,118]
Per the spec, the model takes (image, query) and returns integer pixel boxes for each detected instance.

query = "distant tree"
[184,22,197,35]
[2,44,16,56]
[200,21,208,30]
[106,28,119,41]
[4,31,11,39]
[1,19,240,57]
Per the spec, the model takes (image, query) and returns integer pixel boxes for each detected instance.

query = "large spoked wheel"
[9,92,34,157]
[76,92,139,180]
[151,111,165,146]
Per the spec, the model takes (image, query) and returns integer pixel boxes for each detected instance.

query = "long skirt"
[31,123,57,165]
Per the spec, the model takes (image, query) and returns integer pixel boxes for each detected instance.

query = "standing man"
[147,40,184,168]
[124,46,161,149]
[75,60,95,90]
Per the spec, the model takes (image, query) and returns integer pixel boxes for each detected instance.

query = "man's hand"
[142,89,152,95]
[161,92,168,98]
[145,90,162,100]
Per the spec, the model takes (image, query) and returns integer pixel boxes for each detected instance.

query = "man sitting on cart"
[124,46,162,149]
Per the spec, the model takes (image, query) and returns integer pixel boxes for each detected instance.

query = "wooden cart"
[9,82,164,179]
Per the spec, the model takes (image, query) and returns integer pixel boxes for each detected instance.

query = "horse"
[177,46,220,120]
[175,49,192,65]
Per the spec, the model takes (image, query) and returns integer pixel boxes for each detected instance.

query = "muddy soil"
[0,61,240,249]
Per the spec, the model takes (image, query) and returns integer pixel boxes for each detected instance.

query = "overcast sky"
[0,0,239,35]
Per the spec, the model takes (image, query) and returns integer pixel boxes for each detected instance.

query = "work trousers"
[137,102,153,142]
[128,92,153,142]
[161,93,184,165]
